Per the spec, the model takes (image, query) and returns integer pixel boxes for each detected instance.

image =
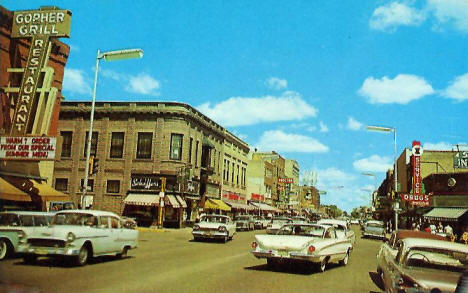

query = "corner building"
[54,101,248,227]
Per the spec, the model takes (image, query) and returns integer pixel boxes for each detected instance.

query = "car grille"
[200,227,217,232]
[28,238,66,248]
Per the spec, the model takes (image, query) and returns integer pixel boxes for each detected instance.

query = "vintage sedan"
[253,216,270,229]
[251,223,353,272]
[234,215,255,231]
[266,217,292,235]
[17,210,138,266]
[291,216,309,225]
[192,214,236,243]
[362,220,386,240]
[381,238,468,293]
[317,219,356,247]
[0,211,54,260]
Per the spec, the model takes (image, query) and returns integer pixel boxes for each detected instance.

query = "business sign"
[454,151,468,169]
[131,175,160,191]
[401,193,430,207]
[251,193,265,202]
[10,8,71,135]
[412,141,422,196]
[0,136,56,160]
[278,178,294,184]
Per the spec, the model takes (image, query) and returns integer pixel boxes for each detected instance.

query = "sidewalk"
[136,226,192,233]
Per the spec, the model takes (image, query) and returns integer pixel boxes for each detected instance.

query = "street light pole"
[80,48,144,209]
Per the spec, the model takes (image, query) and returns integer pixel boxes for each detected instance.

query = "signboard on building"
[278,178,294,184]
[0,136,56,160]
[251,193,265,202]
[454,151,468,169]
[131,175,161,191]
[412,141,423,196]
[401,193,430,207]
[9,8,71,135]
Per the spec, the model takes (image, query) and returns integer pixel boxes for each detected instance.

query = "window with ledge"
[80,179,94,192]
[106,180,120,194]
[83,132,98,157]
[60,131,72,158]
[170,133,183,160]
[110,132,124,158]
[195,141,199,167]
[55,178,68,192]
[189,137,193,164]
[136,132,153,159]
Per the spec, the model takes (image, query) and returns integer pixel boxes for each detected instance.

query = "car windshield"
[0,213,20,226]
[405,247,468,273]
[235,216,250,221]
[367,222,384,228]
[277,224,324,237]
[201,216,228,223]
[272,217,291,224]
[52,213,98,227]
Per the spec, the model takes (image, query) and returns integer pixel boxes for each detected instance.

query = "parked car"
[251,223,353,272]
[350,219,360,225]
[362,220,386,240]
[253,216,270,229]
[291,216,309,225]
[317,219,356,247]
[380,238,468,293]
[17,210,138,266]
[266,217,292,235]
[377,229,448,281]
[234,215,255,231]
[192,214,236,243]
[0,211,54,260]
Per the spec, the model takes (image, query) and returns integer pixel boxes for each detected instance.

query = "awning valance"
[204,199,231,211]
[166,195,180,208]
[124,193,159,206]
[225,201,254,211]
[175,195,188,208]
[423,207,468,222]
[250,202,280,212]
[0,178,31,202]
[31,180,70,202]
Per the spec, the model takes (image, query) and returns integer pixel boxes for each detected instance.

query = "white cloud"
[423,142,453,150]
[358,74,435,104]
[266,77,288,90]
[443,73,468,101]
[370,2,426,32]
[100,68,124,81]
[197,91,317,127]
[347,117,363,131]
[316,168,356,187]
[63,68,92,95]
[319,121,329,132]
[125,73,161,95]
[428,0,468,33]
[353,155,393,172]
[255,130,329,153]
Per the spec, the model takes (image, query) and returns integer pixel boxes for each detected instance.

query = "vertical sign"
[411,141,423,197]
[10,8,71,135]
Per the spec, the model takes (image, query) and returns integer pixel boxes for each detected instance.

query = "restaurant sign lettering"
[0,136,56,160]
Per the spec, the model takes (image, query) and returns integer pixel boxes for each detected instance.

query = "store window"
[106,180,120,194]
[83,132,98,157]
[136,132,152,159]
[55,178,68,192]
[170,134,183,160]
[110,132,124,158]
[80,179,94,192]
[60,131,72,158]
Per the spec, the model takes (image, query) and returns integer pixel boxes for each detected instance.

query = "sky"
[4,0,467,212]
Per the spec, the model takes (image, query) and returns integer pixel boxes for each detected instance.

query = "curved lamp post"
[81,48,144,209]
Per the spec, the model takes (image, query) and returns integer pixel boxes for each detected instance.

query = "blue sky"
[5,1,467,212]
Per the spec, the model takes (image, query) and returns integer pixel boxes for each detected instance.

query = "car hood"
[365,226,385,233]
[402,267,460,292]
[255,234,324,251]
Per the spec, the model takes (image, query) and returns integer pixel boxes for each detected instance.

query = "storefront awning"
[124,193,159,206]
[423,207,468,222]
[0,177,31,202]
[225,201,254,211]
[204,199,231,211]
[31,180,70,202]
[175,195,187,208]
[166,195,180,208]
[250,202,280,212]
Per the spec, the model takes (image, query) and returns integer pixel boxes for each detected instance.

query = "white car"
[266,217,292,235]
[317,219,356,247]
[192,214,236,243]
[17,210,138,266]
[251,223,353,272]
[253,216,270,229]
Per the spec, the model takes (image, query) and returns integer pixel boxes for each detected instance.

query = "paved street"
[0,226,384,293]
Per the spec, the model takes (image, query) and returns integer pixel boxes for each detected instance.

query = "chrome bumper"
[17,244,79,256]
[192,231,228,239]
[251,250,322,263]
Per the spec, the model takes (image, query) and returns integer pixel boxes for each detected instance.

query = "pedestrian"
[438,222,444,233]
[444,224,454,237]
[424,224,431,233]
[412,223,418,231]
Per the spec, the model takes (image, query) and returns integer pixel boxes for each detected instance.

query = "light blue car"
[362,220,386,240]
[0,211,54,260]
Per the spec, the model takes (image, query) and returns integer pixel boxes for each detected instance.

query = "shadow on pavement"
[244,261,343,276]
[13,255,135,268]
[369,271,384,291]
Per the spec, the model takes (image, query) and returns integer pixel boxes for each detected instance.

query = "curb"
[136,227,168,233]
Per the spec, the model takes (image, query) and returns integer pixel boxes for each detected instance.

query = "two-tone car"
[362,220,386,240]
[380,238,468,293]
[251,223,353,272]
[17,210,138,266]
[253,216,270,229]
[192,214,236,243]
[266,217,292,235]
[234,215,255,231]
[317,219,356,247]
[0,211,54,260]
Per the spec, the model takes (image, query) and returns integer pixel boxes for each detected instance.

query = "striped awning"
[225,201,254,211]
[124,193,159,206]
[175,195,187,208]
[423,207,468,222]
[250,202,280,212]
[166,195,181,208]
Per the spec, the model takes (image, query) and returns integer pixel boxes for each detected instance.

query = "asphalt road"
[0,226,385,293]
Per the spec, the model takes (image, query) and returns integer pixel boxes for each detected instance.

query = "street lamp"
[366,125,398,230]
[81,48,144,209]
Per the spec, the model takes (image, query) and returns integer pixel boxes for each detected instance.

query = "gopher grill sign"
[10,7,71,136]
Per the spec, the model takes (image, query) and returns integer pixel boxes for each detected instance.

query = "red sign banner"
[401,193,430,207]
[412,141,422,196]
[251,193,265,202]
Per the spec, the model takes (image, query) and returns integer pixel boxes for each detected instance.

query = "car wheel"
[117,247,128,259]
[0,239,10,260]
[75,245,89,266]
[23,254,37,264]
[339,251,349,266]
